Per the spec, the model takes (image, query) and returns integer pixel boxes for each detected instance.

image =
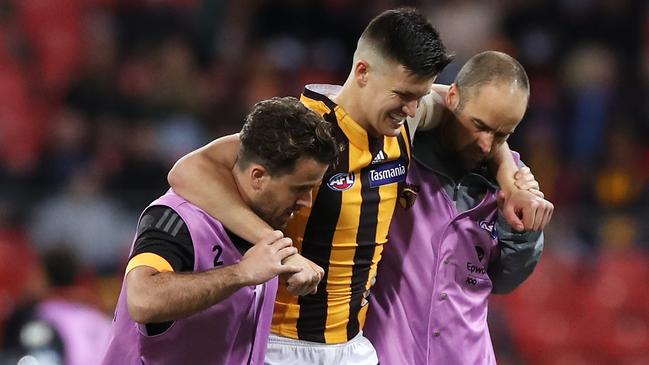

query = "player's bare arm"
[503,167,554,231]
[168,134,274,243]
[126,231,299,323]
[168,136,324,296]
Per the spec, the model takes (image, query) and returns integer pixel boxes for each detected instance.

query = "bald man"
[365,51,551,365]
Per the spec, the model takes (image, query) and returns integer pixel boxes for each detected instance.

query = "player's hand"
[280,253,324,296]
[238,230,302,286]
[498,189,554,232]
[514,167,544,198]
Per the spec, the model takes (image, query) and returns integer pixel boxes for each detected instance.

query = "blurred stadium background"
[0,0,647,364]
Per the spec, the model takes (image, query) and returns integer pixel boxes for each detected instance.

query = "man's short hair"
[455,51,530,111]
[238,97,339,176]
[359,7,453,79]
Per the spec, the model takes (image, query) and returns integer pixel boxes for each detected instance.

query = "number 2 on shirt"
[212,245,224,267]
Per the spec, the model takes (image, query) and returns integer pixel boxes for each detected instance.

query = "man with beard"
[102,97,339,365]
[364,51,552,365]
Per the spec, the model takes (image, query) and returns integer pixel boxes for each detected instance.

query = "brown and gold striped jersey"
[271,85,412,343]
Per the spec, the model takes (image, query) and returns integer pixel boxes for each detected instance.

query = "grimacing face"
[446,82,528,168]
[251,157,328,230]
[360,62,434,137]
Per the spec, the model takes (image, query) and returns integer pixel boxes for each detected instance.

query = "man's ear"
[353,60,370,87]
[250,165,268,190]
[447,83,460,110]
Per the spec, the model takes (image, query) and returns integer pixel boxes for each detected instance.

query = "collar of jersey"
[303,84,376,150]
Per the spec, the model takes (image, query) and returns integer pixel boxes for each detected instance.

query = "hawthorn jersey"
[271,84,412,343]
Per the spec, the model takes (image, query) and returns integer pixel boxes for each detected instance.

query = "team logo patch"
[479,219,498,240]
[327,172,355,191]
[368,159,408,188]
[399,183,420,209]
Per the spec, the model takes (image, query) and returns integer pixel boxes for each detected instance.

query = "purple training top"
[102,190,277,365]
[365,159,501,365]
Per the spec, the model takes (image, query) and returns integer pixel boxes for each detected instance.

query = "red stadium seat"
[589,250,649,314]
[500,250,649,363]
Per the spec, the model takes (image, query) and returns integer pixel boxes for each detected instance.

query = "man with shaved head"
[364,51,550,365]
[168,9,552,365]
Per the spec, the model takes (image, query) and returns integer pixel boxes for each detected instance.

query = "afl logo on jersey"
[327,172,355,191]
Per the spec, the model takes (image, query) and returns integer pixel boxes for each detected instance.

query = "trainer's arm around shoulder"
[488,215,544,295]
[168,134,275,243]
[126,231,299,324]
